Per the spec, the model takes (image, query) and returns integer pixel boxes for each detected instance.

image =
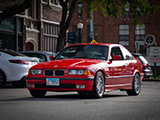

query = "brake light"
[143,64,147,69]
[9,60,29,65]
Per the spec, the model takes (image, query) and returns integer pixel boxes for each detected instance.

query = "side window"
[120,46,134,60]
[111,47,123,60]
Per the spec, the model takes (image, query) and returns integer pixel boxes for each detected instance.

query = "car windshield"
[55,45,109,60]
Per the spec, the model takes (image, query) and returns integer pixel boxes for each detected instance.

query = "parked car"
[132,53,153,78]
[26,43,143,98]
[20,51,56,62]
[0,49,39,88]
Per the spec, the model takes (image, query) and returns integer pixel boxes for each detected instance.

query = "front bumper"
[26,77,94,91]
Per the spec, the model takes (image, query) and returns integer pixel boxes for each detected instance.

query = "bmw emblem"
[54,65,58,67]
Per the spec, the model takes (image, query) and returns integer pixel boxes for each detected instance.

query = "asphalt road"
[0,81,160,120]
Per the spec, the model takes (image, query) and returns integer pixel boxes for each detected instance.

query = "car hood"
[31,59,106,69]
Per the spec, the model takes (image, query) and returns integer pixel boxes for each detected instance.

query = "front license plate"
[46,78,60,86]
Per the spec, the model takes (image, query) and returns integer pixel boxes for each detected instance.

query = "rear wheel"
[126,73,141,96]
[91,71,105,98]
[0,71,6,88]
[30,90,47,98]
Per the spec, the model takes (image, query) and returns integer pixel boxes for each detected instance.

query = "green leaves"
[82,0,160,24]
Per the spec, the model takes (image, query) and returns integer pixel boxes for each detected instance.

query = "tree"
[0,0,32,22]
[0,0,159,52]
[57,0,160,52]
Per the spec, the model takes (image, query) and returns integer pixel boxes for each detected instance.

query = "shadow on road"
[0,92,128,102]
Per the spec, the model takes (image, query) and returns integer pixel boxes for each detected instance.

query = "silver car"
[0,49,39,88]
[20,51,56,62]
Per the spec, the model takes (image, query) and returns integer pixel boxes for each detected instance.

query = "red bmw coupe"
[26,43,143,98]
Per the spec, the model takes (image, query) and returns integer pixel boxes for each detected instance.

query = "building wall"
[69,1,160,53]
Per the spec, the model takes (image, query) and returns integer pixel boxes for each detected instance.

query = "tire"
[91,71,105,98]
[0,71,6,88]
[126,73,141,96]
[30,90,47,98]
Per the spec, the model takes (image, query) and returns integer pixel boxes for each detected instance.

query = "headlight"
[68,69,91,75]
[68,69,84,75]
[30,69,42,75]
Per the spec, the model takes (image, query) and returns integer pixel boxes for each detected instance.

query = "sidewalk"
[143,78,160,82]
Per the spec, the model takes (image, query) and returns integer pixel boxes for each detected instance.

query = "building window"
[0,17,23,51]
[43,23,59,52]
[50,0,60,5]
[27,0,39,19]
[77,3,82,19]
[124,2,130,18]
[119,25,129,46]
[87,7,91,18]
[135,24,145,41]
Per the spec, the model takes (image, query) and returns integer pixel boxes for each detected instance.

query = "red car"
[26,43,143,98]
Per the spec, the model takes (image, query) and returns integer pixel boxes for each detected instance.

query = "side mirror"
[112,55,121,60]
[49,56,53,60]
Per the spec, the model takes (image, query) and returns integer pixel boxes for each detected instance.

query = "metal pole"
[154,62,157,79]
[90,10,94,40]
[78,29,81,43]
[15,17,18,52]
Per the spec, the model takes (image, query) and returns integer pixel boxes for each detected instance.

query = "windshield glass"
[139,56,148,64]
[55,45,109,60]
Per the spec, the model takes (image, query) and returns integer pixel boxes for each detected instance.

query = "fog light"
[28,84,35,88]
[76,85,85,89]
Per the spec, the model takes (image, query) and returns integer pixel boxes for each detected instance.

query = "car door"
[120,46,136,84]
[109,47,128,88]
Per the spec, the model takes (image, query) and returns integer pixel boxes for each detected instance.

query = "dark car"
[20,51,56,62]
[132,53,153,78]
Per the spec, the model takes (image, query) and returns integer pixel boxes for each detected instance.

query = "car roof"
[20,51,55,55]
[67,43,120,47]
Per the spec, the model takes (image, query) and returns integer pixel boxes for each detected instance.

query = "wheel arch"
[0,69,6,79]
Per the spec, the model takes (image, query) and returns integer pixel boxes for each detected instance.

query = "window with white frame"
[43,23,59,52]
[124,2,129,18]
[135,24,145,41]
[119,25,129,46]
[77,3,82,19]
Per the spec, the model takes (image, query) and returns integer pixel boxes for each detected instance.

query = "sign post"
[149,47,160,78]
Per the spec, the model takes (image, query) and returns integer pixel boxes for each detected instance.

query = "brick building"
[68,0,160,76]
[68,1,160,54]
[0,0,61,52]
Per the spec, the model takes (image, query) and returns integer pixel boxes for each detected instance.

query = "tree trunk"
[56,0,78,52]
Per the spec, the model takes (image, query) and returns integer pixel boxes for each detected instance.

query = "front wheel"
[29,90,47,98]
[126,73,141,96]
[91,71,105,98]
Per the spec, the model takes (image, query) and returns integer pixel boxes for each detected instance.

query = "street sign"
[90,39,97,43]
[145,34,156,46]
[67,32,75,43]
[150,47,160,56]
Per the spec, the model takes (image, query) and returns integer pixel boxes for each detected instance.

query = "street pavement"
[0,80,160,120]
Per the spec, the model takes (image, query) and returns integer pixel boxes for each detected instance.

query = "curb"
[143,79,160,82]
